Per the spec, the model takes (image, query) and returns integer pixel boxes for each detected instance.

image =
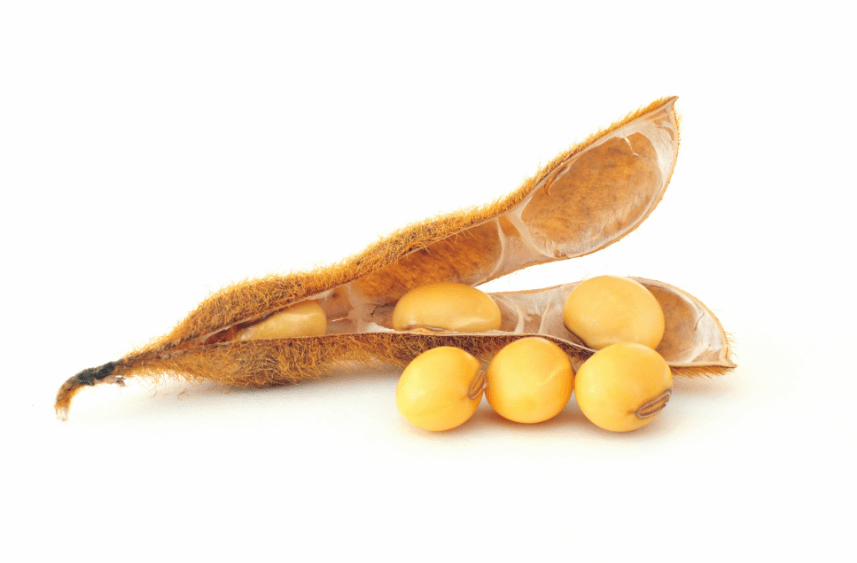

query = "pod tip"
[54,360,122,421]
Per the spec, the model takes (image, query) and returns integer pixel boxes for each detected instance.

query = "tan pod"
[56,97,734,420]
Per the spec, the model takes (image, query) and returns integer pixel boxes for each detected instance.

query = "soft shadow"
[414,399,592,438]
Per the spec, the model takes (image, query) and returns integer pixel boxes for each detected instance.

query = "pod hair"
[55,97,734,420]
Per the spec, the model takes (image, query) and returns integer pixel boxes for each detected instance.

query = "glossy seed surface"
[574,342,672,432]
[396,346,484,431]
[485,337,573,424]
[392,282,502,332]
[563,275,664,350]
[238,300,327,340]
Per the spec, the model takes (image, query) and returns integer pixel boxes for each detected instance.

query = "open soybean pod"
[56,97,734,420]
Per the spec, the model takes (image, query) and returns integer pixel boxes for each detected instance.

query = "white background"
[3,1,854,561]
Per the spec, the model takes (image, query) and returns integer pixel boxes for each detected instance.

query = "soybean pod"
[55,97,734,420]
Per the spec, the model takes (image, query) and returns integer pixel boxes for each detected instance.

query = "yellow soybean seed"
[238,301,327,340]
[392,282,502,332]
[574,342,672,432]
[396,347,484,431]
[562,275,664,350]
[485,337,574,424]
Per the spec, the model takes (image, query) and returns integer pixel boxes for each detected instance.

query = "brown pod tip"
[55,361,125,421]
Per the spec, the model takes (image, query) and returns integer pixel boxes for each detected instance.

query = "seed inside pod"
[562,275,664,350]
[55,97,736,424]
[392,282,502,332]
[237,300,327,340]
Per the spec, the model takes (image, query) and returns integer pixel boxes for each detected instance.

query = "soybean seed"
[238,301,327,340]
[392,282,501,333]
[574,342,672,432]
[562,275,664,350]
[485,337,574,424]
[396,347,484,431]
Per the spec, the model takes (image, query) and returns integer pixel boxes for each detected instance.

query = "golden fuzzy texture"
[55,96,735,420]
[148,96,681,353]
[110,324,725,393]
[117,334,586,389]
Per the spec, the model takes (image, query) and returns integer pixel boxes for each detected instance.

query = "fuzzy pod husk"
[56,97,734,420]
